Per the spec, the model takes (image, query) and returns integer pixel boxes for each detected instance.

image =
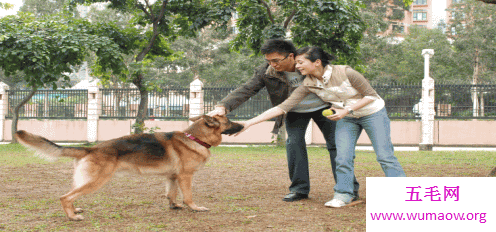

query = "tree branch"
[136,1,169,62]
[136,24,160,61]
[144,0,156,20]
[284,9,297,29]
[154,0,169,25]
[283,0,298,29]
[137,2,153,21]
[259,0,275,24]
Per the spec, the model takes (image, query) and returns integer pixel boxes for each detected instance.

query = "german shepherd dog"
[14,115,243,221]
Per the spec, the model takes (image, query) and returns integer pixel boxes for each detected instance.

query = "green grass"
[0,143,71,167]
[394,150,496,167]
[211,146,496,169]
[2,144,495,169]
[1,143,494,232]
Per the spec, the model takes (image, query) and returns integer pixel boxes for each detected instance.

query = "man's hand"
[207,106,226,117]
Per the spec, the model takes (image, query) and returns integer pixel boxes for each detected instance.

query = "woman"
[236,46,406,207]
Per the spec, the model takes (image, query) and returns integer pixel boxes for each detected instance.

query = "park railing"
[203,86,272,120]
[99,87,190,119]
[374,83,422,119]
[7,89,88,119]
[435,83,496,119]
[3,81,496,120]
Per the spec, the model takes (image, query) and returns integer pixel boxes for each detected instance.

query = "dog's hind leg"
[177,173,209,211]
[488,167,496,177]
[60,160,117,221]
[165,176,184,209]
[71,158,85,214]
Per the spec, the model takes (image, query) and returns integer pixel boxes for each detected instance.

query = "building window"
[391,23,405,33]
[451,27,457,35]
[413,0,427,5]
[413,10,427,21]
[232,12,239,34]
[451,11,465,20]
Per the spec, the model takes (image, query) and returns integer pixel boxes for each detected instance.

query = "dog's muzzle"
[221,123,244,135]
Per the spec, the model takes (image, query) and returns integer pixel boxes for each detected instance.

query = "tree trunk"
[130,1,167,134]
[132,73,148,134]
[11,88,37,143]
[471,49,479,117]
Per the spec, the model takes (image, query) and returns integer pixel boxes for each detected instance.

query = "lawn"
[0,143,494,231]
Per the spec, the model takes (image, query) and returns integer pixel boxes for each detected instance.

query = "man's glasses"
[265,54,290,65]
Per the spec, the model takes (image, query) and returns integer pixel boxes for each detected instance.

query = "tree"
[20,0,68,17]
[0,2,13,10]
[157,27,263,87]
[401,0,413,6]
[83,4,140,89]
[0,69,27,89]
[448,0,496,84]
[211,0,366,65]
[0,12,125,142]
[362,26,459,83]
[358,0,413,73]
[72,0,229,133]
[199,44,264,86]
[453,3,495,80]
[448,0,496,117]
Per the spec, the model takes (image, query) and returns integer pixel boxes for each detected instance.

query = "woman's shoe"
[324,198,347,208]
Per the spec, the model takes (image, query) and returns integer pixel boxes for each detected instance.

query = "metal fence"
[100,87,190,119]
[7,89,88,119]
[435,84,496,119]
[6,83,496,120]
[203,86,273,120]
[374,83,422,119]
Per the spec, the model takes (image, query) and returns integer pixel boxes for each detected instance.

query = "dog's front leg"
[177,173,209,211]
[165,177,184,209]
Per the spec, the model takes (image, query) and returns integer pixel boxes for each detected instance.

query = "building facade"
[388,0,459,36]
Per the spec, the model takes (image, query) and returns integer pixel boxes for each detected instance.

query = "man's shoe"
[283,192,308,202]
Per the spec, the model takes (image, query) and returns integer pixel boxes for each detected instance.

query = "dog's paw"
[170,203,185,210]
[68,214,84,221]
[192,206,209,212]
[74,208,84,214]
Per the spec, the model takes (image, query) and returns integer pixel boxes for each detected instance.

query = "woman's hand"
[230,107,285,136]
[326,108,348,121]
[233,121,253,136]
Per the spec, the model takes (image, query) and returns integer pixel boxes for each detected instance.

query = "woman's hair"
[295,46,336,67]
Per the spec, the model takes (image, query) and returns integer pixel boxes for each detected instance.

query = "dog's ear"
[202,115,220,128]
[189,115,220,128]
[189,115,202,122]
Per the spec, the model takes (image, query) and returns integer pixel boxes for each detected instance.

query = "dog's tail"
[15,130,90,161]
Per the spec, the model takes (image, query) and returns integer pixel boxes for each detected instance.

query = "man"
[207,39,359,202]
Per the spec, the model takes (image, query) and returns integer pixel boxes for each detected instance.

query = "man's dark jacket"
[217,63,296,134]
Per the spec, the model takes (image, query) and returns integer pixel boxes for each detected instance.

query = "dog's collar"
[184,133,211,149]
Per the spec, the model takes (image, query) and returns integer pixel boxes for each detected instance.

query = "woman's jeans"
[333,107,406,203]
